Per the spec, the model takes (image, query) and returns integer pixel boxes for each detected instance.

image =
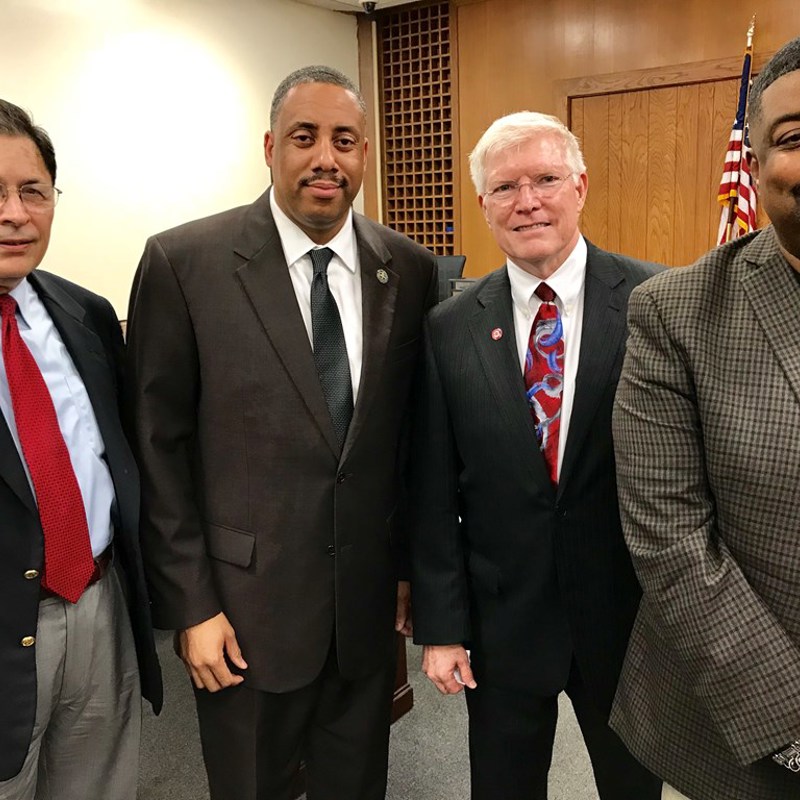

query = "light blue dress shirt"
[0,278,114,557]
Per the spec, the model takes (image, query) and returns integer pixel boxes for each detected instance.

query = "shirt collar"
[507,235,587,317]
[269,187,357,274]
[7,277,37,330]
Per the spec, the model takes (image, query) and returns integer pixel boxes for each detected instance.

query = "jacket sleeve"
[391,251,439,581]
[125,235,222,631]
[409,312,471,645]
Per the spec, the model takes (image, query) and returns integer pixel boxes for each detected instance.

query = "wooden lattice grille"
[379,3,456,254]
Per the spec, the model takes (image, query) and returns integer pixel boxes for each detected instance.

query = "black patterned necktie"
[309,248,353,448]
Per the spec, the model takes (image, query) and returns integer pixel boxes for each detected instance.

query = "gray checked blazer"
[611,225,800,800]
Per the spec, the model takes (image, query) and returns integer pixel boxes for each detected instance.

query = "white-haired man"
[410,111,663,798]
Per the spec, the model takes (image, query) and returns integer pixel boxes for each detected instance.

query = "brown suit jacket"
[611,226,800,800]
[126,189,436,691]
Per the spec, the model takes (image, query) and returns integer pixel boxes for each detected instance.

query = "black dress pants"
[466,659,662,800]
[194,643,396,800]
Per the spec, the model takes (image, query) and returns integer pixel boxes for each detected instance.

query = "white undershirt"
[506,236,587,480]
[270,189,363,400]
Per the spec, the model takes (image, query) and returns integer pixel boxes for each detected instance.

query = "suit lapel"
[468,269,552,489]
[0,414,34,511]
[341,216,396,461]
[741,226,800,407]
[234,192,340,458]
[559,245,627,494]
[29,272,123,463]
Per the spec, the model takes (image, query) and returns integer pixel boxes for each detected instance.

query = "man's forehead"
[486,135,567,170]
[758,69,800,122]
[0,135,47,174]
[280,83,362,116]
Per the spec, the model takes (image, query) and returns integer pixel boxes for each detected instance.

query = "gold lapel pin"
[376,269,389,284]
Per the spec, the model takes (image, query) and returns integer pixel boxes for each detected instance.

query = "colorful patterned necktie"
[0,295,95,602]
[309,248,353,448]
[524,283,564,485]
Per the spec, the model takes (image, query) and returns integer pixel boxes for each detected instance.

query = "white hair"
[468,111,587,195]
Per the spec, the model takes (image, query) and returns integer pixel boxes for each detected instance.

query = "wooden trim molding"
[555,50,776,124]
[358,15,380,221]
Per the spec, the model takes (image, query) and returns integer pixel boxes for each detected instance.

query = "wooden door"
[573,80,735,266]
[571,76,769,267]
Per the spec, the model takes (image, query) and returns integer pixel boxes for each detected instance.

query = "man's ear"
[575,171,589,212]
[264,131,275,168]
[478,193,490,226]
[747,147,759,187]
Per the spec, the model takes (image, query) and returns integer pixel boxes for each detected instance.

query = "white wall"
[2,0,360,315]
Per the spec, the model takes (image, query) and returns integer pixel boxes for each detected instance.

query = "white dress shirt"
[270,189,363,401]
[506,236,588,480]
[0,277,115,557]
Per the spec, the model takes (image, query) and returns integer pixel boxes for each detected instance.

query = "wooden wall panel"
[645,87,677,263]
[674,85,699,265]
[581,94,609,247]
[617,90,648,258]
[452,0,800,275]
[606,93,624,254]
[691,81,718,259]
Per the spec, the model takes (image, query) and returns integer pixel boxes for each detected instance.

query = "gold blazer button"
[21,636,36,647]
[24,570,39,580]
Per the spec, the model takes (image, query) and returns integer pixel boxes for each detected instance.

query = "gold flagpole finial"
[747,15,756,48]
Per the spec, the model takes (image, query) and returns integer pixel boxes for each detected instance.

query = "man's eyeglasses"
[0,183,62,212]
[484,173,574,203]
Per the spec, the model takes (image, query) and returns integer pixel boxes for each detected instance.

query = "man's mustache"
[300,174,348,188]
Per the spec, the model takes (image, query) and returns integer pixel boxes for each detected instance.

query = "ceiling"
[291,0,420,12]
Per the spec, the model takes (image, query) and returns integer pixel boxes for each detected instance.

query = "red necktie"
[524,283,564,485]
[0,295,95,602]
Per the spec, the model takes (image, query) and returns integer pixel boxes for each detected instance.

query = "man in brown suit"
[611,37,800,800]
[126,66,436,800]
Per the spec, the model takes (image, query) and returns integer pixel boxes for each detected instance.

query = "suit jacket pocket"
[467,551,502,595]
[205,522,257,568]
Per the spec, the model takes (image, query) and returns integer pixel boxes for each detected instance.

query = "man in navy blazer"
[410,111,662,799]
[0,100,161,800]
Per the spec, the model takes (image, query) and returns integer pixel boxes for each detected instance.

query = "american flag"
[717,25,758,245]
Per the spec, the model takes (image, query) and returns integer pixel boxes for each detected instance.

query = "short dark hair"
[269,65,366,129]
[0,99,57,183]
[749,37,800,126]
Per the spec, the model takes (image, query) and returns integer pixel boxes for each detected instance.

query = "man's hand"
[177,612,248,692]
[422,644,476,694]
[395,580,412,636]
